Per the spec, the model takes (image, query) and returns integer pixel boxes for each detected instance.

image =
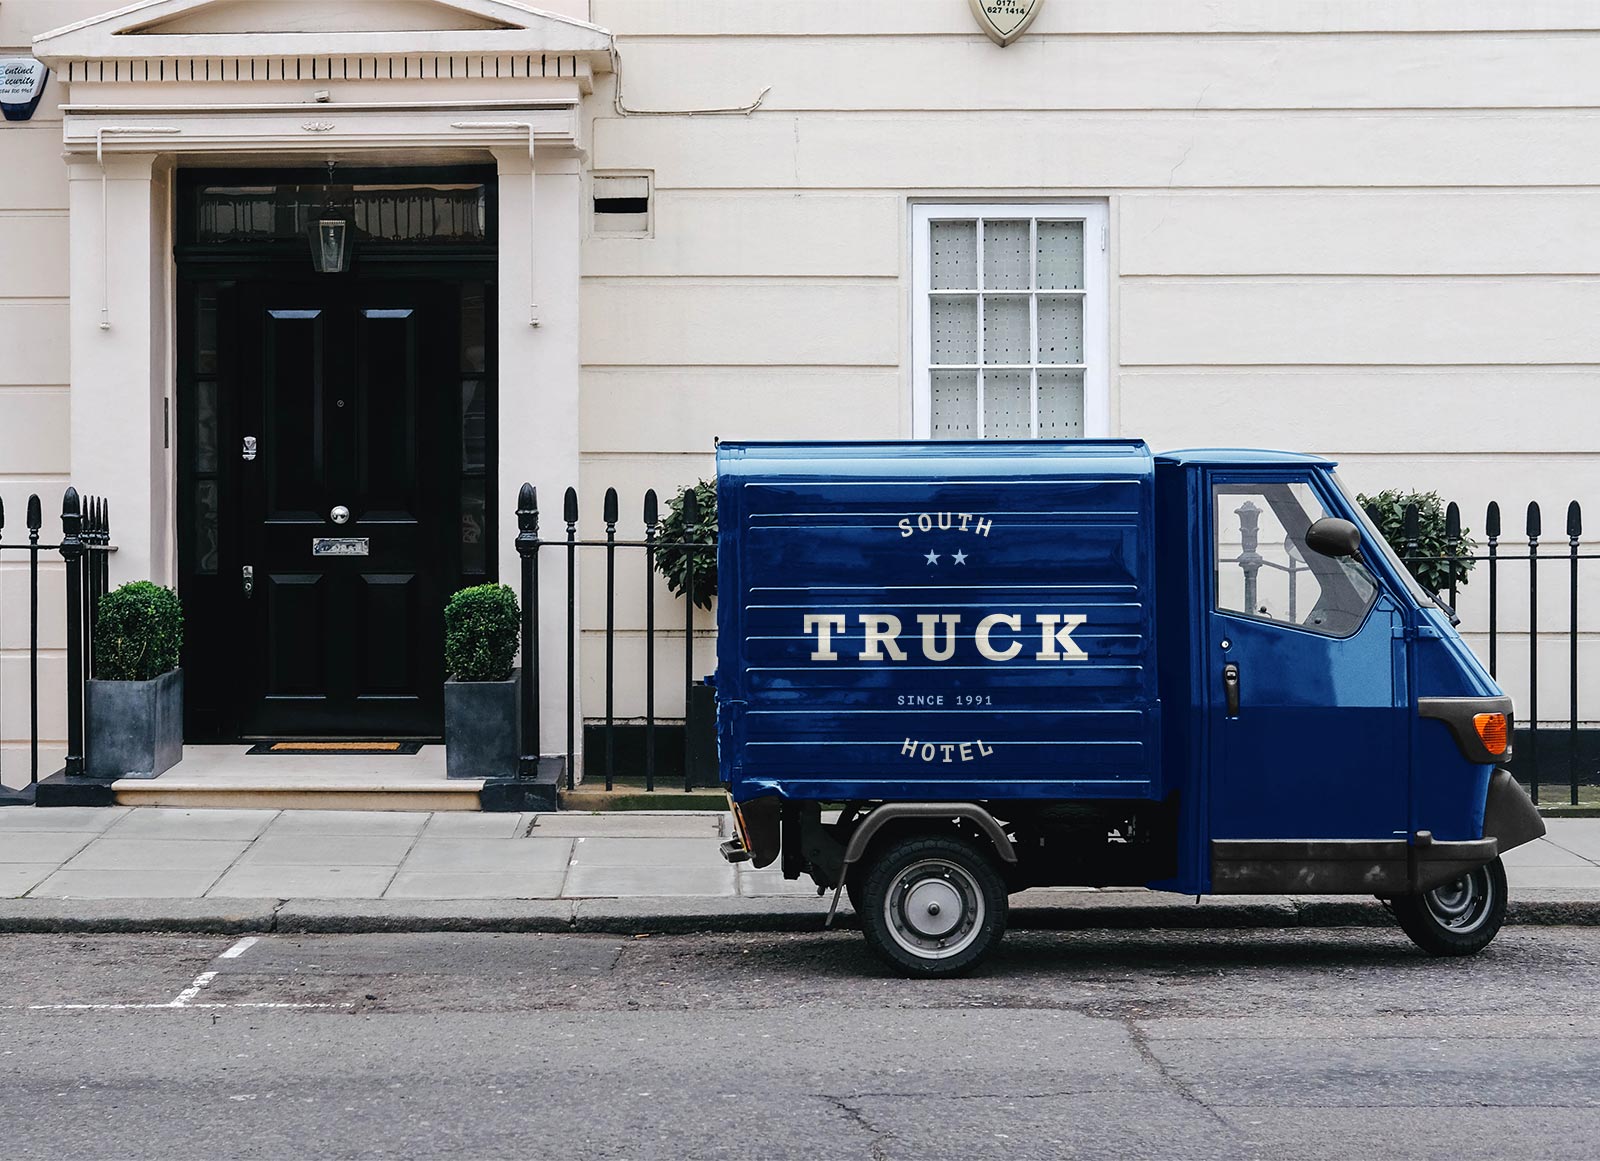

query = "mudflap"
[1483,767,1545,855]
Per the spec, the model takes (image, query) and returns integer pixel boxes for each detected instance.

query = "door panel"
[262,309,326,520]
[1206,474,1410,842]
[235,280,453,736]
[356,307,421,520]
[358,573,420,694]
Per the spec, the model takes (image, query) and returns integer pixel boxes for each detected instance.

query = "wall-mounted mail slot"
[312,537,369,557]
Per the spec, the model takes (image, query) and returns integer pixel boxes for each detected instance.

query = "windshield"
[1331,472,1438,608]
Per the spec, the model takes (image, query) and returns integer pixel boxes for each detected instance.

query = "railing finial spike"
[603,486,619,525]
[1527,500,1543,539]
[1568,500,1582,539]
[563,486,579,525]
[643,488,658,527]
[27,493,42,531]
[517,482,537,534]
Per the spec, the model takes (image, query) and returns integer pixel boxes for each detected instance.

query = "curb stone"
[2,895,1600,934]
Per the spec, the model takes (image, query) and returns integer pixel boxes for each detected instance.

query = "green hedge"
[444,583,520,682]
[94,581,183,681]
[655,479,718,611]
[1357,488,1478,593]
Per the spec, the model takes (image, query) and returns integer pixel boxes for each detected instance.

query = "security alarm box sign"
[0,59,49,122]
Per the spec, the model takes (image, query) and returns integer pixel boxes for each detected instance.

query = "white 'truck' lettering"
[803,614,846,661]
[1035,614,1088,660]
[975,614,1022,661]
[916,613,960,661]
[860,614,907,661]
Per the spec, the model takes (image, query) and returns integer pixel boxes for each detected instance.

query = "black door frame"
[174,166,499,741]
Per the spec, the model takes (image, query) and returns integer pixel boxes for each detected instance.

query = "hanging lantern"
[307,217,351,274]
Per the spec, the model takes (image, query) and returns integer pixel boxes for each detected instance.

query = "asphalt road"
[1,926,1598,1160]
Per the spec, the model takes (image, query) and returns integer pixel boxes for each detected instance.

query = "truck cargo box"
[715,440,1161,803]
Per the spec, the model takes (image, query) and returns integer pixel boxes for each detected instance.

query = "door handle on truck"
[1222,662,1240,717]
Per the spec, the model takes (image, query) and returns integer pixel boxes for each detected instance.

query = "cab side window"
[1213,481,1378,637]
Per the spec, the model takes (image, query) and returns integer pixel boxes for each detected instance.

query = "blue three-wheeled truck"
[713,441,1545,976]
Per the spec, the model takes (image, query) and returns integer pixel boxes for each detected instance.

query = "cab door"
[1205,474,1410,842]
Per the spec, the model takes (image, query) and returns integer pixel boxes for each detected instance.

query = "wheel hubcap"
[883,858,985,960]
[1425,865,1495,934]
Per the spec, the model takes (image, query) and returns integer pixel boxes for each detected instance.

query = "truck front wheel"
[859,835,1007,977]
[1390,857,1508,956]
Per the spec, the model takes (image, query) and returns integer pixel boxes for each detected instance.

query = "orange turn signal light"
[1473,712,1509,756]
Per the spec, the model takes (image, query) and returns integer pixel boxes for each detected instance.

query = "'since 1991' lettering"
[804,612,1087,662]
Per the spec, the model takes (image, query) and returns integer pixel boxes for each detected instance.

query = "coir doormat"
[245,741,425,756]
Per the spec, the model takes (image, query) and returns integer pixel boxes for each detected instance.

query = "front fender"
[1483,768,1545,855]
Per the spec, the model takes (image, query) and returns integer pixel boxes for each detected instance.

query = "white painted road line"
[168,971,218,1007]
[19,1002,353,1011]
[9,936,356,1012]
[167,934,258,1006]
[219,936,259,959]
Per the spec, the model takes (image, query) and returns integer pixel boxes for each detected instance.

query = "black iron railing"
[0,488,114,794]
[513,483,714,793]
[1387,499,1596,806]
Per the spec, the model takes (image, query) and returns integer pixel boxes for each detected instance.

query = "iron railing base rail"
[32,771,118,809]
[480,756,563,812]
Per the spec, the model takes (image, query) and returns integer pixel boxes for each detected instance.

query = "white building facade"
[1,0,1596,771]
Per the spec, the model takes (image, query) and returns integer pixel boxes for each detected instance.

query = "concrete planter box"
[445,671,520,780]
[86,667,184,780]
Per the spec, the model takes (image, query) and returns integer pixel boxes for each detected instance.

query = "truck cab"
[714,441,1544,976]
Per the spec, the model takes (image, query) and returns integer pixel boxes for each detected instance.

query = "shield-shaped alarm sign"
[0,59,49,122]
[968,0,1044,47]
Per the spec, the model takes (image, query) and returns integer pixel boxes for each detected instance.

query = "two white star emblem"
[924,550,969,566]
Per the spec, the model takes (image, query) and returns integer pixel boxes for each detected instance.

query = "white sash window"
[912,203,1109,439]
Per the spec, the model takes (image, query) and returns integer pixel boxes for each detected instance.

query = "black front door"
[176,167,497,741]
[236,279,450,736]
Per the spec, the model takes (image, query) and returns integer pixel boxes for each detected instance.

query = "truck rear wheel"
[1390,857,1507,956]
[859,835,1007,977]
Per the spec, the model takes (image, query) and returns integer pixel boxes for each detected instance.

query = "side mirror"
[1304,517,1362,559]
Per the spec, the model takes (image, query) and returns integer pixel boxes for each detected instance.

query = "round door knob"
[330,505,350,525]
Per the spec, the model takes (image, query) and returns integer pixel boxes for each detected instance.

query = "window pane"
[1036,221,1085,290]
[194,479,219,575]
[460,379,487,472]
[983,370,1031,438]
[982,295,1030,364]
[1037,370,1084,437]
[460,282,486,373]
[983,220,1030,290]
[460,477,487,576]
[195,183,487,244]
[196,286,218,375]
[1037,295,1084,364]
[194,380,219,474]
[1213,481,1377,637]
[930,220,977,289]
[930,370,978,438]
[931,296,977,363]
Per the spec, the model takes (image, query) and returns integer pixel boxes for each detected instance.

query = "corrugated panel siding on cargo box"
[734,475,1160,799]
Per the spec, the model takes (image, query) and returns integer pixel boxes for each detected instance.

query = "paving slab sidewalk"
[1,806,1598,933]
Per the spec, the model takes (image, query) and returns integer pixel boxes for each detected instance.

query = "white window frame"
[911,201,1109,439]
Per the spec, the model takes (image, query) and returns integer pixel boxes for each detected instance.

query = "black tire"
[858,834,1008,977]
[1390,857,1508,956]
[844,872,865,917]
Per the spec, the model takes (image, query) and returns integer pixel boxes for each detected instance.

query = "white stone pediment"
[126,1,517,36]
[35,0,612,69]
